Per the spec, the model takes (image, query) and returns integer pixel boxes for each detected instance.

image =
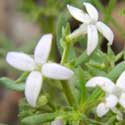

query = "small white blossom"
[6,34,74,107]
[86,71,125,121]
[67,2,114,55]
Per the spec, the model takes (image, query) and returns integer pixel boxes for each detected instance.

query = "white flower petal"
[83,2,98,21]
[86,76,115,93]
[96,21,114,45]
[34,34,52,64]
[42,63,74,80]
[25,71,42,107]
[111,107,123,121]
[116,113,123,121]
[6,52,35,71]
[116,71,125,91]
[119,93,125,108]
[51,118,64,125]
[87,25,98,55]
[105,94,118,108]
[96,103,109,117]
[68,24,87,40]
[67,4,91,23]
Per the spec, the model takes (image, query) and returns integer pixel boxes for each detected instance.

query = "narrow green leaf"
[87,87,103,102]
[68,45,76,61]
[107,45,115,60]
[0,77,24,91]
[86,65,106,76]
[75,50,98,67]
[115,51,123,62]
[82,114,107,125]
[76,66,87,104]
[107,62,125,81]
[56,12,69,55]
[75,51,90,66]
[22,112,65,124]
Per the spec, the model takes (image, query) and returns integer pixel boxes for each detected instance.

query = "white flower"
[6,34,74,107]
[86,71,125,121]
[67,2,114,55]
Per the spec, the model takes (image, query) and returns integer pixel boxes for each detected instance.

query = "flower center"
[88,19,97,25]
[112,86,122,98]
[35,63,42,72]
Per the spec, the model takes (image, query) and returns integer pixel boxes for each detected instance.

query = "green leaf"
[107,45,115,60]
[76,66,87,104]
[87,87,104,102]
[22,112,65,124]
[86,64,106,76]
[115,51,123,62]
[0,77,24,91]
[60,23,71,49]
[107,62,125,81]
[75,51,90,66]
[68,45,76,61]
[75,50,101,67]
[56,12,70,55]
[60,23,76,64]
[68,74,80,104]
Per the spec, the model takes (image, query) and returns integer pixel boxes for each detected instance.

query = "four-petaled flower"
[67,2,114,55]
[86,71,125,120]
[6,34,74,107]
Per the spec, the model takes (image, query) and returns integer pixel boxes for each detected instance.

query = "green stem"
[60,81,76,106]
[61,43,70,64]
[16,72,29,83]
[60,42,76,106]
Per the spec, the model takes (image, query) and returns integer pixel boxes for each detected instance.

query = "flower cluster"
[86,71,125,120]
[5,2,125,123]
[66,2,125,121]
